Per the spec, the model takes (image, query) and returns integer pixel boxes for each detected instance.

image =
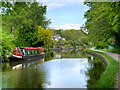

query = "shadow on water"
[2,49,106,88]
[2,57,47,88]
[86,56,106,88]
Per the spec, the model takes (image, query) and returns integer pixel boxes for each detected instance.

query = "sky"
[0,0,89,30]
[40,0,89,30]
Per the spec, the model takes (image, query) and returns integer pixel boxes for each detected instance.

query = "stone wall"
[86,51,108,66]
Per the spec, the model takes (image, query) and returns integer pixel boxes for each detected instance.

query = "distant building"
[51,35,66,41]
[61,38,66,41]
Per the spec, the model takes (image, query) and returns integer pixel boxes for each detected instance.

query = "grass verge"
[97,48,120,54]
[86,49,118,88]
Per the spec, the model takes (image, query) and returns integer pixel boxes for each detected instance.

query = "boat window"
[32,49,34,54]
[23,49,26,55]
[34,50,35,54]
[30,49,32,55]
[36,50,37,54]
[25,49,28,55]
[37,49,40,54]
[28,50,30,55]
[34,49,36,54]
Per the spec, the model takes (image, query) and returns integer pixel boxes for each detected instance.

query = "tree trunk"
[115,32,120,49]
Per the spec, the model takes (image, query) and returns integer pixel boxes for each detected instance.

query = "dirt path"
[90,48,120,89]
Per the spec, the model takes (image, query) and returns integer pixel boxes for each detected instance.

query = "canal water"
[2,50,106,88]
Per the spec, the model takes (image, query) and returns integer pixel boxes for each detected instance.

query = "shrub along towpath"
[90,48,119,88]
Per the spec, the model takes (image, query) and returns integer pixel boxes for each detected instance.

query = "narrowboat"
[11,47,45,59]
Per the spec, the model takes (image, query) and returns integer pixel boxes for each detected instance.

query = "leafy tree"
[61,29,87,48]
[84,2,120,49]
[2,2,31,34]
[1,2,51,61]
[14,25,38,47]
[52,29,63,35]
[61,30,86,41]
[37,26,53,48]
[2,2,50,47]
[2,32,15,61]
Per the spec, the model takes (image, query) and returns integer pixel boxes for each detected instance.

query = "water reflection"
[43,58,89,88]
[86,56,106,88]
[12,64,22,69]
[44,51,55,61]
[44,49,87,60]
[2,49,106,88]
[2,58,47,88]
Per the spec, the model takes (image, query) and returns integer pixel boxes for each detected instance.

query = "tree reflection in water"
[45,51,55,61]
[44,49,88,60]
[86,56,106,88]
[2,49,106,88]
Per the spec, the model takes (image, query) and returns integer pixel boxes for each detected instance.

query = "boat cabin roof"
[20,47,43,49]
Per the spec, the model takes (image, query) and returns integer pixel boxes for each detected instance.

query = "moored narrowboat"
[11,47,45,59]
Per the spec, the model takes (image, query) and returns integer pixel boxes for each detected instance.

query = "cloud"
[39,0,84,10]
[50,19,62,23]
[46,3,66,10]
[38,0,85,3]
[49,24,82,30]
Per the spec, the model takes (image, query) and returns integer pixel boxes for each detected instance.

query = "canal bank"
[86,49,118,88]
[2,49,106,88]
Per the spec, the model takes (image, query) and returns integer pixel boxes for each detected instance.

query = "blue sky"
[0,1,89,30]
[41,1,89,30]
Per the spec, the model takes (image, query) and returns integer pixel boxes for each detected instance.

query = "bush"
[2,32,15,61]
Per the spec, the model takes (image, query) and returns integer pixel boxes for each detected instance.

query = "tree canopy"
[84,2,120,49]
[1,2,51,61]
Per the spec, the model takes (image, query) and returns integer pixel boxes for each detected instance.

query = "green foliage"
[2,2,51,61]
[44,51,54,61]
[61,30,79,41]
[2,32,15,61]
[37,26,53,48]
[97,48,120,54]
[2,2,50,47]
[61,49,87,58]
[14,25,38,47]
[84,2,120,49]
[86,49,118,88]
[52,29,63,35]
[52,29,88,49]
[0,25,2,57]
[61,30,88,47]
[95,41,108,49]
[86,56,106,88]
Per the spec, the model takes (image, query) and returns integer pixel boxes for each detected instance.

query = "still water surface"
[2,50,106,88]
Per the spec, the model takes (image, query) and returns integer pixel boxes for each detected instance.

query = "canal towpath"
[90,48,120,89]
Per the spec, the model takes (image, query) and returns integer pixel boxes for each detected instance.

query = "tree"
[37,26,53,48]
[2,32,15,61]
[2,2,31,35]
[84,2,120,49]
[52,29,63,35]
[1,2,51,61]
[14,25,38,47]
[2,2,50,47]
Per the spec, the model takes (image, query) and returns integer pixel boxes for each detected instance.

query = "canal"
[2,49,106,88]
